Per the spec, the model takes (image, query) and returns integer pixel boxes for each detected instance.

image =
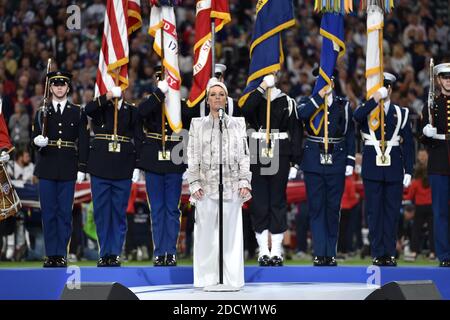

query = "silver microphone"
[218,107,225,120]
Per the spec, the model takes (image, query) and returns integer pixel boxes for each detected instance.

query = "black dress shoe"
[384,256,397,267]
[153,255,166,266]
[313,256,327,266]
[258,255,271,266]
[108,255,121,267]
[43,256,57,268]
[97,257,109,267]
[165,254,177,266]
[326,256,338,266]
[439,260,450,267]
[270,256,283,266]
[55,256,67,267]
[372,256,385,266]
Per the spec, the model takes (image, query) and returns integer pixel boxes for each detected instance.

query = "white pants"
[193,192,244,288]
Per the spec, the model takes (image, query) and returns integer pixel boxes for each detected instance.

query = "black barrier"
[365,281,442,300]
[60,282,139,300]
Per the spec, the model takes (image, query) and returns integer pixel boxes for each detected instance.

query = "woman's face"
[207,85,227,113]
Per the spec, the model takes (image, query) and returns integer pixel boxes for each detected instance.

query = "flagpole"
[211,19,216,78]
[324,90,329,154]
[378,14,385,162]
[113,68,120,151]
[161,22,167,158]
[266,88,271,151]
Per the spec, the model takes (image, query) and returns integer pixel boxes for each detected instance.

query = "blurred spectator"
[8,102,30,150]
[8,149,34,183]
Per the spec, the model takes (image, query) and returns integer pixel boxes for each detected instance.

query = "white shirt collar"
[52,99,67,113]
[384,100,390,115]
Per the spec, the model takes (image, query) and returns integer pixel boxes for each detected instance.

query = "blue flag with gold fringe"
[238,0,295,107]
[310,12,345,135]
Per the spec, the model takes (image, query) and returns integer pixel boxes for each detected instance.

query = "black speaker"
[60,282,139,300]
[365,281,442,300]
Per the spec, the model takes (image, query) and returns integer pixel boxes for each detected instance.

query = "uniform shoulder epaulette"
[71,103,81,108]
[335,96,349,107]
[125,101,136,107]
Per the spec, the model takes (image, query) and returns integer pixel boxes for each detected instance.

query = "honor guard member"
[136,66,185,267]
[83,86,140,267]
[240,74,303,266]
[32,71,88,267]
[296,75,355,267]
[421,62,450,267]
[354,72,414,267]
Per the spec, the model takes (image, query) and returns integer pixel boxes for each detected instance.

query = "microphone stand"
[204,109,239,292]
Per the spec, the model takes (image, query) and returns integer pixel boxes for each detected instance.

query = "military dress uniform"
[240,85,303,266]
[296,92,355,266]
[83,94,140,267]
[354,76,414,266]
[137,87,185,266]
[421,62,450,267]
[32,71,88,268]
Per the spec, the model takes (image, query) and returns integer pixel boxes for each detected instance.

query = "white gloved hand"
[157,80,169,94]
[288,166,298,180]
[132,168,140,183]
[111,86,122,98]
[34,135,48,147]
[403,173,412,188]
[0,151,9,163]
[263,74,275,88]
[76,171,86,183]
[345,165,354,176]
[377,87,388,99]
[423,124,437,138]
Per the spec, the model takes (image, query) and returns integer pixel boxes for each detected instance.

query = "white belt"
[432,133,450,141]
[364,140,399,147]
[251,132,289,140]
[362,133,400,147]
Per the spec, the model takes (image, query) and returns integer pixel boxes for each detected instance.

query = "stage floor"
[130,282,380,300]
[1,266,449,299]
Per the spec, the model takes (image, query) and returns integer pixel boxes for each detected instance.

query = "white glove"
[345,165,354,176]
[157,80,169,94]
[76,171,86,183]
[111,86,122,98]
[377,87,388,99]
[0,151,9,163]
[34,135,48,147]
[288,166,298,180]
[132,169,140,183]
[403,174,412,188]
[423,124,437,138]
[263,74,275,88]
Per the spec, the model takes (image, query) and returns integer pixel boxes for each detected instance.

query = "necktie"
[57,103,61,115]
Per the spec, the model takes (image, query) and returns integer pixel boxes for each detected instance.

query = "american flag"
[95,0,142,97]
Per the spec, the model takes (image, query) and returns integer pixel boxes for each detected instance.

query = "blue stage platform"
[1,266,449,300]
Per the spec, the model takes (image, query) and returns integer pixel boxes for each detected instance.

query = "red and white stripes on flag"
[148,5,182,133]
[95,0,142,97]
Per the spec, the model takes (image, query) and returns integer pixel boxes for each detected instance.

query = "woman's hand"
[239,187,251,198]
[193,188,204,201]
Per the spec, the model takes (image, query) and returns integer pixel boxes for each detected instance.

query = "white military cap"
[383,72,397,83]
[214,63,227,75]
[434,63,450,76]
